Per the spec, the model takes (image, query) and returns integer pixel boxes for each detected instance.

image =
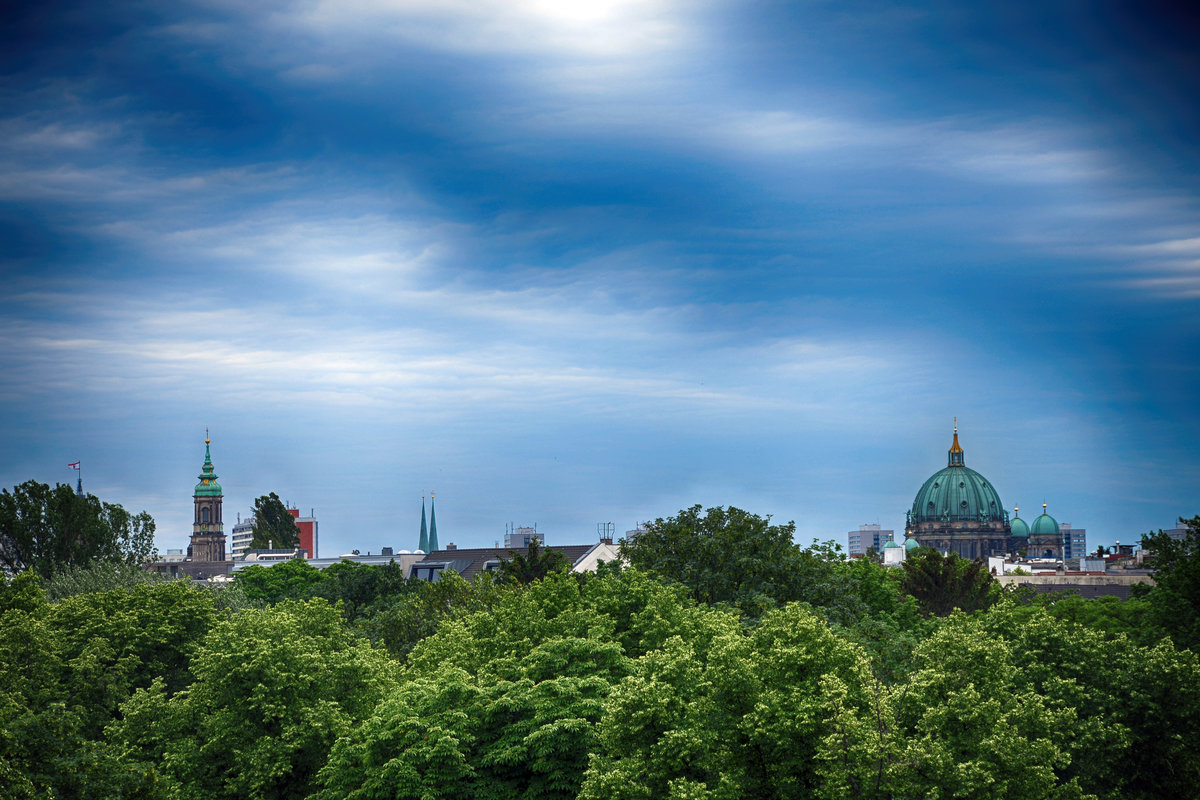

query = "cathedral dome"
[1010,508,1029,538]
[1030,504,1058,536]
[910,427,1005,524]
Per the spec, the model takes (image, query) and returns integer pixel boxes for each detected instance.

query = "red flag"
[68,462,80,469]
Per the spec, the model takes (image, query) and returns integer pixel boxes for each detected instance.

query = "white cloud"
[290,0,690,59]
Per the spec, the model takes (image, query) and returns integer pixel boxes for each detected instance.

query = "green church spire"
[194,429,222,497]
[419,496,429,552]
[429,492,439,552]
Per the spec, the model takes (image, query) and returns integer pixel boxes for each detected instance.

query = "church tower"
[188,431,226,562]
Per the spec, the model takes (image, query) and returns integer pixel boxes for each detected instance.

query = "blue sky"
[2,0,1197,555]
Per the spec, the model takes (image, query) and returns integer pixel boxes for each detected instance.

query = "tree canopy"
[1139,515,1200,650]
[0,480,157,578]
[498,537,569,585]
[3,497,1199,800]
[899,546,998,616]
[247,492,300,550]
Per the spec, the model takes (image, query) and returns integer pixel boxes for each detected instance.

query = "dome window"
[933,482,939,489]
[961,500,968,508]
[959,482,965,488]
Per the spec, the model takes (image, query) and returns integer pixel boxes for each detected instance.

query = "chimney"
[600,536,613,545]
[446,542,457,550]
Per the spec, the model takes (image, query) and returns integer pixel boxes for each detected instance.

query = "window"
[484,560,501,572]
[201,507,210,524]
[412,565,445,582]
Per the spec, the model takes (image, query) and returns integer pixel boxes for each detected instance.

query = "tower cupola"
[948,417,964,467]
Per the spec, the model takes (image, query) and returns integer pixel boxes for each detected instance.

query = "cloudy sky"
[2,0,1197,555]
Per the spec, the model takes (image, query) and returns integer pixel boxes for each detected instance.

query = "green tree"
[247,492,300,550]
[885,616,1087,800]
[51,582,220,736]
[317,569,677,800]
[232,558,324,604]
[0,480,158,578]
[111,599,397,800]
[899,547,998,616]
[360,570,497,661]
[580,601,874,800]
[44,560,170,601]
[621,505,859,619]
[1139,514,1200,650]
[498,537,569,585]
[0,574,195,799]
[309,559,411,620]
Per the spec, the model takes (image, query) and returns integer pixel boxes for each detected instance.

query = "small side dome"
[1030,503,1059,536]
[903,537,921,551]
[883,538,901,549]
[1010,507,1030,538]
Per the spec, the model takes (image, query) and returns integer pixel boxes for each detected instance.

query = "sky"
[2,0,1198,556]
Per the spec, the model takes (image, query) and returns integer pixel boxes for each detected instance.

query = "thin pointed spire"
[429,492,439,552]
[419,496,429,552]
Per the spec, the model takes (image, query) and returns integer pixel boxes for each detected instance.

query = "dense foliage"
[2,505,1198,800]
[248,492,301,551]
[0,481,157,578]
[899,546,999,616]
[499,537,570,585]
[1139,514,1200,650]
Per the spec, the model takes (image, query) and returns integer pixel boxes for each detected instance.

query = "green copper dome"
[1031,505,1058,536]
[910,428,1005,524]
[1010,508,1030,538]
[903,537,921,551]
[194,437,222,497]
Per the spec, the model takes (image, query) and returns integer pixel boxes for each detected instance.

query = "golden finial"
[205,427,210,445]
[949,419,963,454]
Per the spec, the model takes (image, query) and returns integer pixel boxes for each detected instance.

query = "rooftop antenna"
[68,460,82,495]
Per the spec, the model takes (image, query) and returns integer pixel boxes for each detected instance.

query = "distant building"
[239,549,302,563]
[505,525,543,549]
[848,524,892,556]
[417,495,439,552]
[230,517,254,559]
[188,435,226,563]
[146,433,233,581]
[230,506,317,560]
[905,423,1065,560]
[1162,522,1192,543]
[1060,523,1087,560]
[411,541,621,582]
[996,572,1152,600]
[287,508,318,559]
